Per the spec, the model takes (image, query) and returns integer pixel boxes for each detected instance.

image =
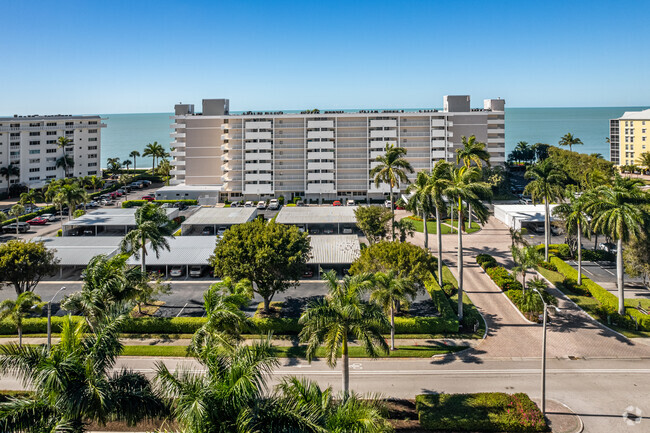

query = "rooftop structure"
[610,109,650,166]
[275,206,357,225]
[308,235,360,265]
[169,95,505,202]
[181,207,258,235]
[493,204,558,230]
[126,236,217,268]
[34,236,122,266]
[62,208,179,236]
[154,184,222,202]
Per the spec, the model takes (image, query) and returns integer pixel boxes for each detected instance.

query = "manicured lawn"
[121,344,467,358]
[406,217,481,234]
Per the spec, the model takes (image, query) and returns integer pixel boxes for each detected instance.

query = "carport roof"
[494,204,558,224]
[126,236,218,266]
[63,208,178,227]
[33,236,123,266]
[276,206,357,225]
[308,235,360,264]
[182,207,258,226]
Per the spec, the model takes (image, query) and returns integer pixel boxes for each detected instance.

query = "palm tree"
[56,136,73,177]
[511,245,543,291]
[553,194,590,285]
[143,142,164,172]
[406,170,435,250]
[106,157,121,175]
[394,218,416,242]
[584,176,649,314]
[129,150,141,170]
[0,313,164,432]
[123,159,132,172]
[156,158,171,185]
[120,203,173,272]
[443,166,492,319]
[88,174,104,193]
[299,270,389,395]
[59,183,87,220]
[8,204,24,235]
[370,143,414,240]
[369,270,416,350]
[456,135,491,227]
[0,292,44,347]
[425,160,453,286]
[524,159,567,261]
[637,152,650,174]
[0,165,20,194]
[19,188,43,208]
[509,227,529,248]
[558,132,583,152]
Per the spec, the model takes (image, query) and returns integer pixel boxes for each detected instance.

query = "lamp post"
[47,286,66,350]
[532,288,561,417]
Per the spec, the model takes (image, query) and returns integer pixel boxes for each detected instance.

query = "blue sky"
[2,0,649,114]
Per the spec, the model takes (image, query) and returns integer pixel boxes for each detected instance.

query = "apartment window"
[29,149,40,154]
[29,131,40,136]
[29,158,40,163]
[46,148,57,153]
[65,122,74,126]
[46,140,56,144]
[89,121,97,125]
[88,129,97,133]
[29,140,40,145]
[10,133,19,138]
[65,130,73,134]
[29,123,40,127]
[88,170,97,175]
[10,151,19,157]
[46,175,56,179]
[10,142,19,146]
[46,131,57,135]
[643,137,647,142]
[88,137,97,142]
[88,154,97,158]
[46,166,57,171]
[29,176,40,181]
[643,128,646,133]
[29,167,40,173]
[46,157,56,162]
[88,162,98,167]
[46,122,57,127]
[10,123,19,128]
[88,145,98,150]
[643,121,646,125]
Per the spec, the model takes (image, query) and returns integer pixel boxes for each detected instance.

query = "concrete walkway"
[399,211,650,359]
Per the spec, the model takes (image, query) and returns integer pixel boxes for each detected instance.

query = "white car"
[346,200,355,206]
[169,266,184,277]
[40,213,58,222]
[384,200,392,209]
[257,201,266,210]
[268,199,280,210]
[244,201,254,207]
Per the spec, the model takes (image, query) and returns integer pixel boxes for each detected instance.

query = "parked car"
[346,199,355,206]
[189,266,203,278]
[26,217,48,225]
[83,228,95,236]
[342,227,353,234]
[217,226,227,236]
[332,200,342,206]
[257,201,266,210]
[519,197,533,205]
[297,225,306,233]
[302,269,314,278]
[323,228,334,234]
[87,201,100,208]
[309,228,321,235]
[141,180,152,187]
[202,226,214,236]
[230,201,238,207]
[296,200,305,207]
[40,213,58,222]
[100,199,114,206]
[117,188,127,195]
[268,199,280,210]
[169,266,184,277]
[598,242,617,253]
[2,222,30,233]
[244,201,254,207]
[142,195,156,201]
[384,200,392,209]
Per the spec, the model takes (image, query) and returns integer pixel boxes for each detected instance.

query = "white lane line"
[176,303,189,317]
[582,268,594,276]
[601,267,615,276]
[125,368,650,375]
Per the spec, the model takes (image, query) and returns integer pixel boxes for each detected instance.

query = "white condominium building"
[0,115,105,190]
[170,95,505,201]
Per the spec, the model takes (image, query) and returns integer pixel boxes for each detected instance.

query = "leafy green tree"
[18,189,43,208]
[120,203,173,272]
[353,205,391,244]
[370,270,416,350]
[299,270,389,395]
[88,175,104,193]
[370,143,414,240]
[524,159,566,261]
[443,166,491,319]
[624,234,650,289]
[0,292,44,347]
[59,183,87,220]
[394,217,415,242]
[56,136,73,177]
[0,212,6,223]
[106,157,121,175]
[0,165,20,195]
[129,150,141,170]
[511,245,543,291]
[406,171,435,250]
[0,240,59,295]
[584,176,649,314]
[558,132,583,152]
[0,313,164,432]
[637,152,650,174]
[553,194,590,284]
[211,219,311,313]
[546,146,614,188]
[8,204,24,235]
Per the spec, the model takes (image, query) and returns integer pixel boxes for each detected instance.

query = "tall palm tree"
[156,158,171,185]
[56,154,75,177]
[123,159,132,172]
[637,152,650,174]
[584,176,649,314]
[143,142,163,172]
[509,227,529,248]
[524,159,567,261]
[56,136,73,177]
[425,160,453,286]
[19,188,43,208]
[8,204,24,235]
[106,157,121,175]
[370,143,414,240]
[443,166,492,320]
[129,150,141,170]
[59,183,87,220]
[0,292,44,347]
[369,270,416,350]
[406,171,435,250]
[558,132,583,152]
[0,165,20,194]
[0,313,164,432]
[553,194,590,285]
[511,245,543,291]
[88,175,104,193]
[120,203,173,272]
[299,270,389,395]
[456,135,491,227]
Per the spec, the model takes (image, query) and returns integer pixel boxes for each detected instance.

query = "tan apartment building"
[170,95,505,202]
[609,108,650,166]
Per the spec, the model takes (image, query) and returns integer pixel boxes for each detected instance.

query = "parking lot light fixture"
[532,288,561,418]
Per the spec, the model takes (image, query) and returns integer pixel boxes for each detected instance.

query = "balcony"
[246,162,272,171]
[369,129,397,138]
[171,159,185,167]
[370,151,386,159]
[170,123,185,129]
[245,131,272,140]
[246,142,272,151]
[337,121,367,128]
[307,141,334,150]
[306,183,336,194]
[307,130,334,139]
[245,121,272,129]
[307,120,334,128]
[170,169,186,176]
[245,173,273,181]
[244,183,273,194]
[401,131,429,137]
[307,151,334,160]
[275,122,304,129]
[431,150,447,159]
[245,151,272,161]
[368,183,390,193]
[487,117,504,125]
[308,161,334,170]
[488,127,505,134]
[170,150,184,157]
[170,132,186,139]
[370,119,397,128]
[307,172,334,181]
[370,140,396,149]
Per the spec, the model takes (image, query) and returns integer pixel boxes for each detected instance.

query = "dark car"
[302,269,314,278]
[2,222,30,233]
[202,226,214,236]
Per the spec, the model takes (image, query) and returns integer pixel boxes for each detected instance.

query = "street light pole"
[532,288,561,418]
[47,286,66,350]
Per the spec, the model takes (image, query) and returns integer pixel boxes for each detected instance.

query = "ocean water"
[100,107,650,168]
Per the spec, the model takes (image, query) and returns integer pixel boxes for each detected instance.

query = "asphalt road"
[0,356,647,433]
[566,259,649,299]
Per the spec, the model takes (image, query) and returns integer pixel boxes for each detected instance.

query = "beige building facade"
[170,95,505,201]
[609,109,650,166]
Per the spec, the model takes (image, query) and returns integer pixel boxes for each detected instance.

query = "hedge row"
[424,276,460,333]
[0,205,58,227]
[549,256,650,330]
[416,392,546,432]
[121,199,198,208]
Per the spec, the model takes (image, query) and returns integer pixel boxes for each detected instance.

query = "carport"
[275,206,358,234]
[307,235,361,276]
[62,208,179,236]
[181,207,258,235]
[126,235,218,277]
[494,204,558,231]
[34,236,123,277]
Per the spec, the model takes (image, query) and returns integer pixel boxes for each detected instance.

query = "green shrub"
[424,277,459,333]
[441,283,456,297]
[57,229,62,237]
[556,244,572,259]
[582,249,615,262]
[292,196,302,204]
[476,254,493,265]
[416,392,546,432]
[486,266,510,281]
[537,261,557,272]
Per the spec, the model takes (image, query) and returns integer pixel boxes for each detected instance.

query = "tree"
[511,245,543,291]
[0,164,20,194]
[425,160,453,285]
[624,234,650,289]
[106,157,121,175]
[524,159,567,261]
[637,152,650,174]
[353,205,391,244]
[8,204,24,235]
[0,212,6,223]
[211,219,310,313]
[120,203,173,272]
[59,183,87,220]
[584,176,649,314]
[443,166,492,319]
[370,143,414,240]
[369,270,416,350]
[129,150,141,170]
[533,143,550,162]
[0,313,164,432]
[394,218,415,242]
[553,194,590,284]
[299,270,389,395]
[406,171,435,250]
[123,159,132,172]
[87,175,104,193]
[509,227,529,248]
[156,158,171,185]
[547,146,614,188]
[19,188,43,208]
[143,142,164,172]
[0,292,44,347]
[56,136,73,177]
[558,132,583,152]
[456,135,491,228]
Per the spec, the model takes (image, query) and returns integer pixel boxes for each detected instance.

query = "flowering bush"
[537,261,557,272]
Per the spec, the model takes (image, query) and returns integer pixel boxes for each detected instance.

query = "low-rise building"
[493,204,558,232]
[306,234,361,276]
[34,236,123,276]
[62,208,179,236]
[181,207,258,235]
[126,235,217,277]
[275,206,358,234]
[609,108,650,166]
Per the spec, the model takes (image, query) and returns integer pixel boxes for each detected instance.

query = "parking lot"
[565,259,649,299]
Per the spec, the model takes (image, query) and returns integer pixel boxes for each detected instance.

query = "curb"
[547,398,584,433]
[479,264,538,325]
